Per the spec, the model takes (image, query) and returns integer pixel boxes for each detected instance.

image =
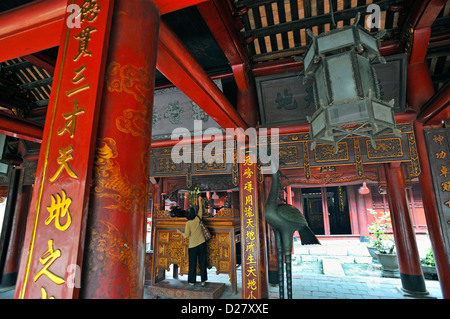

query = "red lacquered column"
[1,182,31,287]
[80,0,160,299]
[384,163,428,295]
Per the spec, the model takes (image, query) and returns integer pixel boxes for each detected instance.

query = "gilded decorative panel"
[366,138,403,159]
[279,145,299,165]
[153,227,234,276]
[407,132,421,177]
[152,217,239,293]
[151,122,420,184]
[151,157,184,176]
[150,142,234,177]
[314,142,349,163]
[154,230,189,272]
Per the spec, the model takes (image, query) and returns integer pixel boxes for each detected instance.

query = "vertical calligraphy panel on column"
[425,128,450,267]
[239,146,266,299]
[15,0,114,299]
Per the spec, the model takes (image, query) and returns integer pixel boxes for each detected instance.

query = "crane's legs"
[285,253,292,299]
[274,231,285,299]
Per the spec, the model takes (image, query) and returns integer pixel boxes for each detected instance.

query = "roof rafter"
[239,0,404,39]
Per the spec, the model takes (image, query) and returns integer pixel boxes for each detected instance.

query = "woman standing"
[177,196,208,286]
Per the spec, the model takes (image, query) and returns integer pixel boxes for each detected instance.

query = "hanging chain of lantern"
[298,13,400,151]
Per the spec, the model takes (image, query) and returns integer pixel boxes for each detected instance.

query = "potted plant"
[367,210,391,264]
[367,210,399,277]
[421,247,438,280]
[375,237,399,278]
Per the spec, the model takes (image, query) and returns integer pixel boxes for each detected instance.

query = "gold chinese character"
[244,181,253,193]
[80,0,101,22]
[440,166,449,178]
[33,239,65,285]
[246,217,255,229]
[247,291,256,299]
[58,100,85,138]
[46,190,72,231]
[246,229,255,241]
[40,287,55,299]
[244,155,253,166]
[246,266,256,277]
[244,205,254,218]
[442,181,450,192]
[246,241,255,253]
[246,254,257,264]
[245,195,253,206]
[73,26,97,61]
[436,150,447,159]
[71,65,87,84]
[247,278,257,291]
[445,199,450,208]
[49,146,78,182]
[243,167,253,179]
[65,83,91,97]
[433,135,444,145]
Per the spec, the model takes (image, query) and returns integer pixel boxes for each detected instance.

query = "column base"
[399,273,429,297]
[397,287,434,299]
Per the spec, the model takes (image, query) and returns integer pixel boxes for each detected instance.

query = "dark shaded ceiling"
[159,6,232,83]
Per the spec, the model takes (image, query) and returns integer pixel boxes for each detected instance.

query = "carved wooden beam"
[0,111,43,143]
[197,0,257,127]
[404,0,447,111]
[416,82,450,125]
[157,20,248,131]
[0,0,208,63]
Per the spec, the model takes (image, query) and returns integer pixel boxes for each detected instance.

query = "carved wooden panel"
[425,128,450,268]
[152,216,239,293]
[150,141,235,179]
[153,229,234,275]
[150,125,420,184]
[155,230,189,273]
[207,232,231,274]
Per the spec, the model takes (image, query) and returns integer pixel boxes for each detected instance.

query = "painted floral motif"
[191,102,209,122]
[164,101,184,125]
[106,62,152,138]
[152,111,161,125]
[85,220,141,299]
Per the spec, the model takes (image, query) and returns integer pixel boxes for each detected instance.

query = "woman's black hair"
[185,207,196,220]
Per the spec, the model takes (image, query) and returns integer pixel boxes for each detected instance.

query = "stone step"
[293,242,372,258]
[148,279,225,299]
[322,258,346,276]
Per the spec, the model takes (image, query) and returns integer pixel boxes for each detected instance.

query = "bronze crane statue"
[265,167,320,299]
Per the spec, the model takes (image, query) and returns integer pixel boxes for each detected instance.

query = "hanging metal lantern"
[300,13,400,150]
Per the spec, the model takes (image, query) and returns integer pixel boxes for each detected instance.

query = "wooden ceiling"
[239,0,405,61]
[236,0,450,90]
